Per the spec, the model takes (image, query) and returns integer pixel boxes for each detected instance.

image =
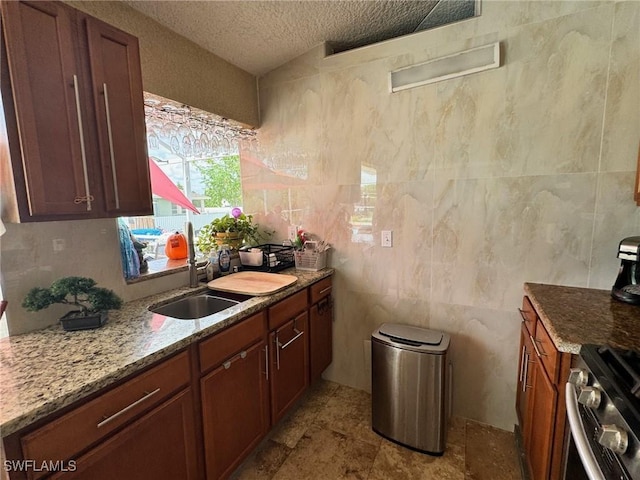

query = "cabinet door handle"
[97,388,160,428]
[275,334,281,370]
[522,353,530,392]
[263,345,269,381]
[72,74,92,211]
[519,345,526,383]
[102,83,120,210]
[223,350,247,370]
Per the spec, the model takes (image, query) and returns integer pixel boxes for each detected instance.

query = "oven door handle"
[565,383,606,480]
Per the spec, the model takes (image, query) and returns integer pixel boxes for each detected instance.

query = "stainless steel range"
[565,344,640,480]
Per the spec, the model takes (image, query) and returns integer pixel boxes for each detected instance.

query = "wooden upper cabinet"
[1,1,92,219]
[0,0,152,222]
[85,17,151,216]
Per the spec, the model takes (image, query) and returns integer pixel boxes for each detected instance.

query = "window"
[119,93,257,280]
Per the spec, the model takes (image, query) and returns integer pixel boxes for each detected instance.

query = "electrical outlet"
[288,225,298,242]
[381,230,393,248]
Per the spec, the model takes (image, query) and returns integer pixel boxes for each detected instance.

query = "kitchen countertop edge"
[524,282,640,356]
[0,268,333,437]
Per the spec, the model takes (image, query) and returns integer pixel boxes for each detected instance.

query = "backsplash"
[0,219,187,335]
[242,0,640,430]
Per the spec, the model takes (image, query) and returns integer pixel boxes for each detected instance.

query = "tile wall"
[242,1,640,430]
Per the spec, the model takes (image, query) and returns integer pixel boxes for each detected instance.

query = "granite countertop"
[0,268,333,438]
[524,283,640,355]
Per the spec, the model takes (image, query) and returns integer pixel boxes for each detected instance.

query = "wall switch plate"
[381,230,393,247]
[52,238,66,252]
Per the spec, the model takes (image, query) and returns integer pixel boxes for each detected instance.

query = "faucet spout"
[186,222,199,288]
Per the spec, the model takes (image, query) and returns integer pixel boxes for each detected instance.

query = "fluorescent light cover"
[390,42,500,93]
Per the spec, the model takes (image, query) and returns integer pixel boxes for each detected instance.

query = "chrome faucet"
[186,222,199,287]
[186,221,212,287]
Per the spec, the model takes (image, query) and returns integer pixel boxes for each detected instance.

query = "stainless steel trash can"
[371,323,450,455]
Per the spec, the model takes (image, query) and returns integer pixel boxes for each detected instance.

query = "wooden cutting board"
[207,271,298,296]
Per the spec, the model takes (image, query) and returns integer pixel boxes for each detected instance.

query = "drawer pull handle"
[318,286,332,295]
[517,308,530,323]
[530,335,547,358]
[533,337,548,357]
[97,388,160,428]
[223,350,247,370]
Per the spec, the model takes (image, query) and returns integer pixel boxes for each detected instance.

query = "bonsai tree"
[22,276,123,318]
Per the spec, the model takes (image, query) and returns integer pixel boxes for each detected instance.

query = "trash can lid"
[374,323,450,353]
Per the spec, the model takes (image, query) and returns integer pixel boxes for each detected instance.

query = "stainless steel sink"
[149,294,240,319]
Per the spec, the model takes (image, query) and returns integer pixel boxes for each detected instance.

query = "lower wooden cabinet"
[49,389,198,480]
[309,294,332,382]
[4,277,334,480]
[269,311,309,424]
[200,341,269,480]
[516,295,571,480]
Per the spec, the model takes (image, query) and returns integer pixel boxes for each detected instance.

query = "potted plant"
[197,207,268,255]
[22,276,123,331]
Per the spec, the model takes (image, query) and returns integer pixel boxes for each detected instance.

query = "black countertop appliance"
[612,236,640,305]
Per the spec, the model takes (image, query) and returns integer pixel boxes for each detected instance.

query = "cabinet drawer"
[519,296,537,336]
[268,290,308,330]
[199,312,266,373]
[310,277,332,304]
[21,351,190,477]
[533,320,560,383]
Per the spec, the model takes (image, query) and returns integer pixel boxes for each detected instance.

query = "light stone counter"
[524,283,640,355]
[0,268,333,437]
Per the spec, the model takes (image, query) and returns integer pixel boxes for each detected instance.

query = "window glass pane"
[120,93,256,278]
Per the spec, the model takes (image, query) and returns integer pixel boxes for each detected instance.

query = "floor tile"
[269,380,340,448]
[464,421,521,480]
[447,416,467,448]
[230,439,292,480]
[230,383,521,480]
[272,425,378,480]
[369,438,465,480]
[313,385,382,448]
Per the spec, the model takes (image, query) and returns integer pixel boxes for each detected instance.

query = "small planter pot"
[60,311,108,332]
[214,233,243,250]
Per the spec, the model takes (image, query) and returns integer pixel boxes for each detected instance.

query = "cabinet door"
[270,311,309,424]
[516,324,535,448]
[50,388,199,480]
[1,1,95,218]
[309,296,332,382]
[201,341,269,480]
[85,17,152,216]
[528,363,557,480]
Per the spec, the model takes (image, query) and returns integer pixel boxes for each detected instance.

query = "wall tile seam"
[587,4,619,287]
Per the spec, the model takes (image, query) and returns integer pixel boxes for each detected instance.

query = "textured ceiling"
[123,0,453,76]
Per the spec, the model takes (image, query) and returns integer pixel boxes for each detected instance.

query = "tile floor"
[231,380,522,480]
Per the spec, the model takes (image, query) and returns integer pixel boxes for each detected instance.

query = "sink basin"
[149,294,240,319]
